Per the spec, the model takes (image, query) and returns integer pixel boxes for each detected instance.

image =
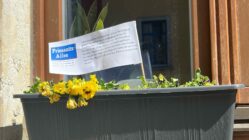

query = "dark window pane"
[140,19,168,68]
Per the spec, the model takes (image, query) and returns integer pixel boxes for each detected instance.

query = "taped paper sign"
[49,21,142,75]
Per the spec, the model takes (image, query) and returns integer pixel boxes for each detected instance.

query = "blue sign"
[51,44,77,60]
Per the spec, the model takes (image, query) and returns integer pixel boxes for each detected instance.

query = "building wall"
[237,0,249,87]
[233,0,249,139]
[105,0,191,82]
[0,0,32,139]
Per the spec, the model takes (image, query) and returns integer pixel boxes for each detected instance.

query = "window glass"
[140,19,168,68]
[64,0,191,82]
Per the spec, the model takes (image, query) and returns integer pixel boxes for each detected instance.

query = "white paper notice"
[49,21,142,75]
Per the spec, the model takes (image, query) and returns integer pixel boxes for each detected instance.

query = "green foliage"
[181,68,216,87]
[99,79,130,90]
[23,77,41,94]
[99,79,119,90]
[69,0,90,38]
[139,76,149,89]
[93,3,108,31]
[87,0,98,30]
[94,19,104,31]
[140,69,216,88]
[152,74,179,88]
[118,83,130,90]
[24,69,215,94]
[69,0,108,38]
[139,74,179,89]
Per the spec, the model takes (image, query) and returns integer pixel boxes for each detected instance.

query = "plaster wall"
[0,0,32,135]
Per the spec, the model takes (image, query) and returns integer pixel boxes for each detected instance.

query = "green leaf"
[76,0,90,34]
[93,3,108,31]
[23,76,41,94]
[69,18,77,38]
[94,19,104,31]
[118,84,130,90]
[181,68,215,87]
[158,74,165,82]
[99,79,119,90]
[140,76,148,89]
[87,0,98,30]
[69,0,90,38]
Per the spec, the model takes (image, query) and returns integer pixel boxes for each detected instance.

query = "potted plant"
[15,1,243,139]
[15,69,243,140]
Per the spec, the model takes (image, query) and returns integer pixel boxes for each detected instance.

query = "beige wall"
[105,0,191,82]
[0,0,32,139]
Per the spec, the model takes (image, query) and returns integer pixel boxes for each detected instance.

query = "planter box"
[14,84,243,140]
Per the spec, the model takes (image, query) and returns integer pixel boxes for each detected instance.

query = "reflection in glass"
[64,0,191,81]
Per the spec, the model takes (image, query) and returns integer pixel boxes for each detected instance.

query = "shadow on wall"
[0,125,23,140]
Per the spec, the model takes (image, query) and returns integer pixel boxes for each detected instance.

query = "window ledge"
[234,106,249,132]
[234,106,249,120]
[234,124,249,132]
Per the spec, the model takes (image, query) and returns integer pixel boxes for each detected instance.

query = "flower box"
[14,84,243,140]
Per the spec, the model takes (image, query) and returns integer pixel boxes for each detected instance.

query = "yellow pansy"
[38,82,52,97]
[90,75,100,91]
[66,97,78,109]
[67,79,84,96]
[78,97,88,107]
[38,81,49,92]
[35,77,100,109]
[48,93,60,104]
[53,81,67,95]
[82,81,98,100]
[41,87,53,97]
[90,74,98,84]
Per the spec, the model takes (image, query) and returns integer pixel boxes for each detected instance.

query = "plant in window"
[69,0,108,38]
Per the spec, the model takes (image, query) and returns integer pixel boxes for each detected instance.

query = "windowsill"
[234,124,249,132]
[234,105,249,132]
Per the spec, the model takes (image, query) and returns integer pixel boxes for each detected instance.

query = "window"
[63,0,192,81]
[138,18,169,69]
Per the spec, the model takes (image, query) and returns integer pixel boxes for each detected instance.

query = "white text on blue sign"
[51,44,77,60]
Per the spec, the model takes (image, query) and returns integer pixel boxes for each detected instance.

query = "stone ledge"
[235,106,249,120]
[234,123,249,132]
[0,125,22,140]
[234,105,249,132]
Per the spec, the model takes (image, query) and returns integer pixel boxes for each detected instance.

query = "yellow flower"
[38,81,49,92]
[67,79,84,96]
[90,74,98,84]
[48,93,60,104]
[53,81,67,95]
[38,82,52,97]
[41,87,53,97]
[82,81,98,100]
[78,97,88,107]
[66,97,78,109]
